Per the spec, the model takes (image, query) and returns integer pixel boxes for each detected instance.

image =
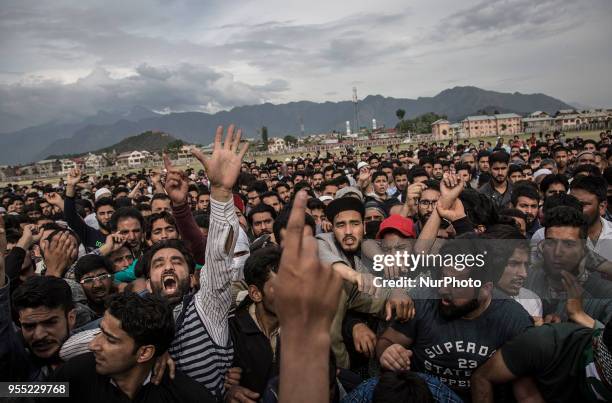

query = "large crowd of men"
[1,127,612,402]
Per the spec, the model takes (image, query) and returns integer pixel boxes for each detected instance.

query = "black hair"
[373,371,433,403]
[146,211,178,240]
[247,203,277,226]
[477,150,490,161]
[459,189,498,227]
[74,254,114,282]
[261,191,282,204]
[151,193,171,204]
[243,246,282,291]
[540,174,569,195]
[273,209,316,244]
[543,206,588,238]
[422,179,440,192]
[542,193,583,213]
[110,207,145,233]
[247,181,269,194]
[392,167,408,177]
[113,186,130,196]
[455,162,471,174]
[480,224,528,284]
[499,208,528,222]
[573,164,601,177]
[274,182,290,192]
[12,276,75,322]
[94,197,116,212]
[510,183,541,206]
[140,239,196,278]
[570,175,607,203]
[107,292,175,358]
[508,164,524,177]
[335,175,350,187]
[490,150,510,165]
[194,214,209,230]
[371,171,388,183]
[307,198,326,211]
[408,167,428,183]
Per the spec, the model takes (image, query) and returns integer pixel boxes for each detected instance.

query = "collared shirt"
[587,217,612,261]
[479,179,513,209]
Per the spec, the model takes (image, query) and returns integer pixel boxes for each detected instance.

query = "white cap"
[533,168,552,180]
[319,195,333,203]
[95,187,112,201]
[357,161,369,170]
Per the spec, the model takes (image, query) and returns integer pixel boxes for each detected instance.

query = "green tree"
[284,135,298,146]
[396,109,406,121]
[261,126,269,145]
[501,123,507,132]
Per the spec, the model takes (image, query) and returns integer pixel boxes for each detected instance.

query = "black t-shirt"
[46,353,214,403]
[501,323,594,403]
[391,293,532,396]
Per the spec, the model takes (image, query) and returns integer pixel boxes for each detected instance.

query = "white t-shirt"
[513,287,543,317]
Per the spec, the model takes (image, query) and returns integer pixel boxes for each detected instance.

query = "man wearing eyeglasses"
[525,206,612,328]
[74,254,115,318]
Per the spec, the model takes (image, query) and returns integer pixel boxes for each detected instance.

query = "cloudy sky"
[1,0,611,132]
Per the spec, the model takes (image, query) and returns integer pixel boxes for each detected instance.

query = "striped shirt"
[60,196,239,398]
[169,196,238,397]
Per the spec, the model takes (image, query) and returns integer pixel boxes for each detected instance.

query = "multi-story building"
[267,138,286,153]
[522,111,555,134]
[461,113,522,138]
[116,151,151,167]
[36,159,62,176]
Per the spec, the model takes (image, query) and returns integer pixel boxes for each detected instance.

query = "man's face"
[151,198,171,214]
[512,216,527,236]
[110,247,134,272]
[421,163,433,177]
[148,247,191,305]
[463,156,476,170]
[260,172,269,181]
[578,153,596,166]
[509,171,524,183]
[490,162,509,184]
[251,212,274,237]
[309,208,325,226]
[497,248,529,296]
[370,159,379,169]
[432,164,443,180]
[262,195,282,213]
[27,210,42,220]
[515,196,539,225]
[364,209,385,223]
[394,174,408,192]
[19,306,74,359]
[12,200,24,213]
[372,176,388,196]
[382,168,393,182]
[117,218,143,253]
[323,185,338,198]
[149,218,178,244]
[418,189,440,224]
[438,266,480,320]
[530,157,542,170]
[80,268,113,305]
[570,189,603,226]
[541,226,585,279]
[89,312,140,376]
[456,169,471,185]
[247,191,261,208]
[96,205,115,227]
[40,202,52,217]
[478,157,490,173]
[197,194,210,212]
[584,143,597,152]
[545,182,566,198]
[333,210,364,253]
[276,186,290,203]
[554,151,568,168]
[311,173,324,188]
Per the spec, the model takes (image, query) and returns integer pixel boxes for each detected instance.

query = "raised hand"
[191,125,248,201]
[163,154,189,206]
[44,192,65,211]
[66,167,81,187]
[439,172,464,210]
[99,232,127,256]
[41,231,78,278]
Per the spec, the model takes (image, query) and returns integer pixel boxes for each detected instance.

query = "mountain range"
[0,86,575,165]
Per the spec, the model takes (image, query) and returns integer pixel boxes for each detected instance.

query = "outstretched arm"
[191,125,248,346]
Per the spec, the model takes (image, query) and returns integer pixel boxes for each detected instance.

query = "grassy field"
[3,130,603,187]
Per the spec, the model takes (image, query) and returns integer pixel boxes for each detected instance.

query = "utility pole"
[352,87,359,136]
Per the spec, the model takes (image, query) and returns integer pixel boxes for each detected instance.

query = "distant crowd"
[1,128,612,402]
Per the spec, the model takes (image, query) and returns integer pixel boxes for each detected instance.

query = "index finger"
[163,153,174,172]
[283,191,307,259]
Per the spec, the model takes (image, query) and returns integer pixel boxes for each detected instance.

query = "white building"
[267,138,286,153]
[116,151,151,167]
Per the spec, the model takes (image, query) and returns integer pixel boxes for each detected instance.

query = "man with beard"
[74,254,115,318]
[1,275,76,381]
[375,236,532,400]
[510,184,541,239]
[310,171,325,195]
[63,168,108,251]
[226,247,282,402]
[195,189,210,214]
[274,182,291,204]
[479,151,513,210]
[317,196,414,369]
[392,167,409,200]
[49,292,213,403]
[526,206,612,328]
[248,203,277,245]
[432,161,444,181]
[570,175,612,261]
[414,180,441,235]
[553,145,570,177]
[109,207,145,258]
